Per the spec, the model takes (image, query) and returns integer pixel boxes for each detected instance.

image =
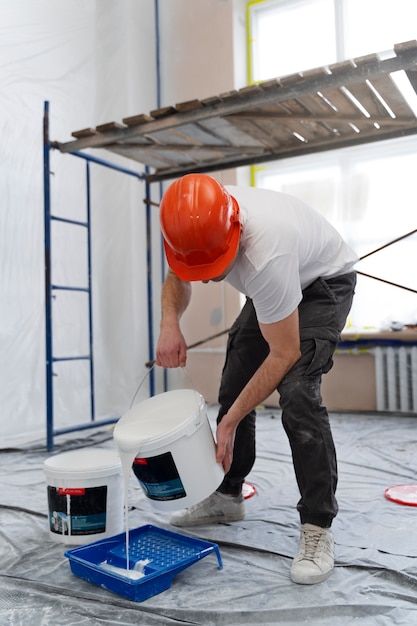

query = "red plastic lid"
[242,482,256,499]
[384,484,417,506]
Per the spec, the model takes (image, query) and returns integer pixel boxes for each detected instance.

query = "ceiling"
[57,40,417,183]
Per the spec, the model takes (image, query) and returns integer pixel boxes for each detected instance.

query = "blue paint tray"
[64,524,223,602]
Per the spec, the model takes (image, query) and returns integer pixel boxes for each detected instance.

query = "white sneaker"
[170,491,245,527]
[291,523,334,585]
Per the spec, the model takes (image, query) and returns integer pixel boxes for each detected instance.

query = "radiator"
[374,346,417,413]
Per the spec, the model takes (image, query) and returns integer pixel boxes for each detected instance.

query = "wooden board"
[58,41,417,182]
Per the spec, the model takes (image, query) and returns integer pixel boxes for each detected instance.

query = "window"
[343,0,417,60]
[249,0,336,81]
[247,0,417,329]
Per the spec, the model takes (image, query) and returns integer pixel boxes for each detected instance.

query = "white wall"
[1,0,248,445]
[1,0,158,444]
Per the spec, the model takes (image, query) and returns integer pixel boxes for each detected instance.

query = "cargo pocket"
[304,338,337,378]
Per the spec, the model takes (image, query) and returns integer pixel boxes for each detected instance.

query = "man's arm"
[216,308,301,471]
[156,270,192,368]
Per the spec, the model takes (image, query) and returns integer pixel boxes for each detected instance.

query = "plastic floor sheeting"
[2,407,417,626]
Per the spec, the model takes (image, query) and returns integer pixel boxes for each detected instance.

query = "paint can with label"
[43,448,123,545]
[114,389,224,512]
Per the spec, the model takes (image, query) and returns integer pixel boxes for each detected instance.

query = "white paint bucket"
[114,389,224,512]
[43,448,123,545]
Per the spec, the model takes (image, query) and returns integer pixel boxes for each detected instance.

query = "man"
[156,173,358,585]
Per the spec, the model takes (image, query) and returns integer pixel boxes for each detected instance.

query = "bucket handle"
[129,366,203,424]
[129,365,155,409]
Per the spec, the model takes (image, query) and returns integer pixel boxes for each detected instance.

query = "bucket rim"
[43,448,122,477]
[115,389,207,453]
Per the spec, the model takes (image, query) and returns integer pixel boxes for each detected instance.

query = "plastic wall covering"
[0,0,160,445]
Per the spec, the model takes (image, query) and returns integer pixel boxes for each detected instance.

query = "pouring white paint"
[113,400,179,573]
[114,430,146,573]
[112,389,225,576]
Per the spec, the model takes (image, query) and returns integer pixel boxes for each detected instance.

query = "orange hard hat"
[160,174,241,281]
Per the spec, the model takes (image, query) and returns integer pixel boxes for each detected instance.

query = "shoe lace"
[302,528,323,561]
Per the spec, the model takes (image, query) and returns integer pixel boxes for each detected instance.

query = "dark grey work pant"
[216,272,356,528]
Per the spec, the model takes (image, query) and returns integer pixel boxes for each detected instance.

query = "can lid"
[385,484,417,506]
[43,448,121,476]
[114,389,205,453]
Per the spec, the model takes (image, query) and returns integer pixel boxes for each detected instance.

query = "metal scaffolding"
[43,101,155,451]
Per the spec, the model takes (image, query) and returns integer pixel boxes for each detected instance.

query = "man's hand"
[215,416,236,473]
[156,324,188,368]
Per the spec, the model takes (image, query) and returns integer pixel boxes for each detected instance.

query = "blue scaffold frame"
[43,100,157,451]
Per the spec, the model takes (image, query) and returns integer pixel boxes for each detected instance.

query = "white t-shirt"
[224,186,358,325]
